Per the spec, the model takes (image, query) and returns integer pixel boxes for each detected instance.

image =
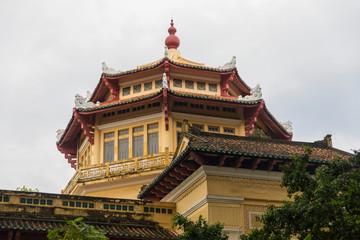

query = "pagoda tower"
[56,20,292,199]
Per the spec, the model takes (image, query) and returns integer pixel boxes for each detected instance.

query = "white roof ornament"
[218,56,236,69]
[164,46,168,58]
[102,62,121,74]
[162,73,168,89]
[56,129,65,143]
[237,84,262,101]
[74,92,100,109]
[280,121,293,134]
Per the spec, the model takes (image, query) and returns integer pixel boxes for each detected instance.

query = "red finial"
[165,19,180,49]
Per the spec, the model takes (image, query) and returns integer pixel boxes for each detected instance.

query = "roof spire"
[165,19,180,49]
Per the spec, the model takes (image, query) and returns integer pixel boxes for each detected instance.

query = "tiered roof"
[57,20,293,169]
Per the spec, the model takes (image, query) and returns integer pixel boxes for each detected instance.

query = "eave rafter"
[73,109,95,144]
[235,156,245,168]
[102,75,119,100]
[190,151,205,165]
[267,159,277,171]
[245,100,264,136]
[220,71,235,97]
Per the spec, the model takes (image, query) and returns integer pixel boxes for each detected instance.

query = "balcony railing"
[63,152,173,194]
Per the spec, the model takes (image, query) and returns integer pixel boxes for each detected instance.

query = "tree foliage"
[241,148,360,240]
[47,217,108,240]
[16,185,39,192]
[172,213,229,240]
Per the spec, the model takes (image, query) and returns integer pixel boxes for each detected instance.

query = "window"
[144,82,152,91]
[104,132,114,162]
[208,126,220,132]
[133,84,141,93]
[148,132,158,155]
[118,129,129,160]
[133,126,144,158]
[173,79,182,87]
[197,82,205,90]
[148,123,159,155]
[122,87,130,96]
[185,80,194,89]
[155,80,162,88]
[209,83,217,92]
[224,127,235,134]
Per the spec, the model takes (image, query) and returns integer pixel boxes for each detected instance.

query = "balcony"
[62,152,173,194]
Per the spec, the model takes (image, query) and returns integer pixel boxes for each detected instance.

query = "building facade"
[0,20,352,240]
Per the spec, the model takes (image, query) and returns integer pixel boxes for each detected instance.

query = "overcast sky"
[0,0,359,193]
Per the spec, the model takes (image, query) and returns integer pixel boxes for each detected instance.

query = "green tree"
[16,185,39,192]
[241,148,360,240]
[47,217,108,240]
[172,213,229,240]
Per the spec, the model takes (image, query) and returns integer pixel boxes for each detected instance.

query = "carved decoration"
[56,129,65,143]
[218,56,236,69]
[238,84,262,101]
[102,76,120,99]
[245,101,264,136]
[220,71,235,97]
[74,92,100,109]
[102,62,121,74]
[162,73,168,89]
[280,121,293,134]
[250,128,271,139]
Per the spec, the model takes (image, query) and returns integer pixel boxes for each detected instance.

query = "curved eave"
[259,104,293,141]
[57,90,164,149]
[168,89,262,105]
[77,90,163,114]
[56,115,78,151]
[138,148,191,200]
[102,59,166,78]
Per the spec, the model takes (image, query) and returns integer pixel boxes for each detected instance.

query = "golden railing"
[62,151,173,194]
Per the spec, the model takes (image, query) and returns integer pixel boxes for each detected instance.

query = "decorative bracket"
[220,71,235,97]
[73,109,95,144]
[245,100,264,136]
[102,75,119,100]
[57,145,77,169]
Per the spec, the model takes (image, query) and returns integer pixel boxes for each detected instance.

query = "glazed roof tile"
[168,89,261,104]
[188,131,352,162]
[76,90,163,112]
[0,217,178,239]
[138,131,353,199]
[102,57,237,78]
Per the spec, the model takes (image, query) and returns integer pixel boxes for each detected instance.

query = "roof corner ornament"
[102,62,121,74]
[218,56,236,69]
[74,91,100,109]
[164,46,168,58]
[237,84,262,101]
[280,121,293,134]
[162,73,168,89]
[56,129,65,143]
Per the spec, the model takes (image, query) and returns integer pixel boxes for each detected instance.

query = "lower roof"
[138,129,353,200]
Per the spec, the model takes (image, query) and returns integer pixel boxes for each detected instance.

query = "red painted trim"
[102,75,119,100]
[267,159,277,171]
[73,109,95,145]
[163,88,169,131]
[76,93,163,115]
[235,156,245,168]
[220,71,235,97]
[245,100,264,136]
[251,158,261,170]
[190,151,204,165]
[258,106,293,141]
[218,155,226,167]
